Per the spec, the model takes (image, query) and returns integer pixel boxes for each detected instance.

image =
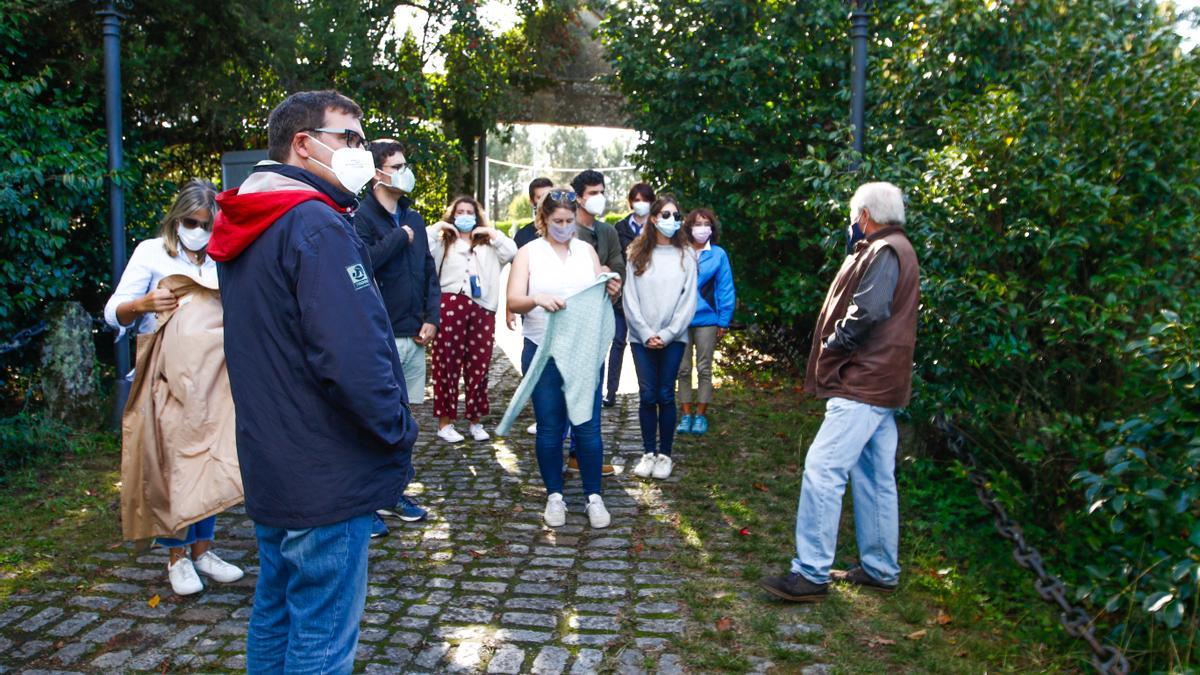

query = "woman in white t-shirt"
[506,188,622,530]
[427,196,517,443]
[103,178,244,597]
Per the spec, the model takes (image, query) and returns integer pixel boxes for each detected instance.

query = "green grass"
[658,369,1087,673]
[0,424,122,599]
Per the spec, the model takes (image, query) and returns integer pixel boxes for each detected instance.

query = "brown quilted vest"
[804,226,920,408]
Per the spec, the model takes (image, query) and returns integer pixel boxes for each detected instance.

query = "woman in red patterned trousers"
[427,196,517,443]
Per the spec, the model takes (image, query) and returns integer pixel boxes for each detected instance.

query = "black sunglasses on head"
[547,190,577,204]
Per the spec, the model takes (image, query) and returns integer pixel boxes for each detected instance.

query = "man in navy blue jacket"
[210,90,417,674]
[354,138,438,524]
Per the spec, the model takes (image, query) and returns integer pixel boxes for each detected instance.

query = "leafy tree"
[601,0,1200,667]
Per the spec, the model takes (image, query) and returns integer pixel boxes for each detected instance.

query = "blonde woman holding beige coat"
[105,179,244,596]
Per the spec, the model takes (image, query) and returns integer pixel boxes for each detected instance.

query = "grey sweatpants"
[676,325,719,404]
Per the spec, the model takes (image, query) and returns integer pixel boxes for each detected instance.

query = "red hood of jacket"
[209,188,346,262]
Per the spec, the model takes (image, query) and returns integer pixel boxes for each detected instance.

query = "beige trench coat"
[120,273,243,542]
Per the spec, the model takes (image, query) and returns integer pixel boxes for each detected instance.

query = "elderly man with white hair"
[760,181,920,603]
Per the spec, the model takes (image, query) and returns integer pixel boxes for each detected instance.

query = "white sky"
[1178,0,1200,50]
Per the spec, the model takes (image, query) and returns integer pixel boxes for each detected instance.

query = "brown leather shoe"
[759,572,829,603]
[831,565,898,593]
[565,456,616,476]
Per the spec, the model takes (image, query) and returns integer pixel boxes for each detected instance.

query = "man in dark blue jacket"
[354,138,438,524]
[210,90,417,674]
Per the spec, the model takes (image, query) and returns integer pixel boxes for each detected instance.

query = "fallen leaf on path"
[752,482,770,492]
[632,543,644,554]
[469,550,487,558]
[906,629,927,641]
[513,505,524,513]
[738,527,751,536]
[862,635,896,648]
[715,617,734,631]
[935,611,952,625]
[148,594,160,608]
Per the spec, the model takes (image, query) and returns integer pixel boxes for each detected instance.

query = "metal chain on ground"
[933,414,1130,675]
[0,322,47,355]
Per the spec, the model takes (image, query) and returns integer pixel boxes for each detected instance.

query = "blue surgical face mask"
[846,217,865,253]
[454,215,477,232]
[654,217,680,238]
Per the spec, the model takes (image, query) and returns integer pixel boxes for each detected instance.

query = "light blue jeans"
[394,337,426,405]
[791,397,900,585]
[247,513,372,674]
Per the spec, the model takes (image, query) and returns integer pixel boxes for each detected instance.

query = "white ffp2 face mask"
[384,166,415,193]
[631,201,650,217]
[177,223,211,251]
[583,194,606,217]
[305,134,375,194]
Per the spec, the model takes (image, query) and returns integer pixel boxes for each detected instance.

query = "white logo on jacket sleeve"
[346,264,370,290]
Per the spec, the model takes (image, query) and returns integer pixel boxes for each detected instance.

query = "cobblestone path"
[1,354,828,674]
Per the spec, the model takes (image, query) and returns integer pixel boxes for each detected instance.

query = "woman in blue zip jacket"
[676,208,736,435]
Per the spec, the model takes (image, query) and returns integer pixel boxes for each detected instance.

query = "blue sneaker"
[692,415,709,435]
[369,513,389,539]
[676,415,693,435]
[377,495,428,523]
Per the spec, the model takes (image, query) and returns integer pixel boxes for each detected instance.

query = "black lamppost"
[849,0,875,168]
[97,0,129,426]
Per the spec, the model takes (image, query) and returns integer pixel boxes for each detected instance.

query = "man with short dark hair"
[355,138,438,525]
[210,89,418,671]
[760,182,919,604]
[513,176,553,249]
[567,169,623,476]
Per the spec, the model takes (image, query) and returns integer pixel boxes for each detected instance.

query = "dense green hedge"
[601,0,1200,668]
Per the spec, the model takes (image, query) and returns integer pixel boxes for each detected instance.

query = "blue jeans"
[522,339,603,496]
[791,397,900,585]
[156,515,216,548]
[630,342,686,456]
[605,305,628,400]
[247,513,372,674]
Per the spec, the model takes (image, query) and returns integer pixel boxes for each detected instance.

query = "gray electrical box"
[220,150,270,189]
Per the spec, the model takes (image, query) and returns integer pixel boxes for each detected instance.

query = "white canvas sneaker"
[543,493,567,527]
[468,423,490,441]
[168,557,204,596]
[192,551,244,583]
[585,494,611,529]
[632,453,656,478]
[437,425,465,443]
[651,454,674,480]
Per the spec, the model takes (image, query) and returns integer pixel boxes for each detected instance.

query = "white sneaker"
[651,454,674,480]
[526,422,537,435]
[543,493,567,527]
[192,551,244,583]
[632,453,656,478]
[437,425,465,443]
[585,494,611,529]
[167,558,204,596]
[468,423,489,441]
